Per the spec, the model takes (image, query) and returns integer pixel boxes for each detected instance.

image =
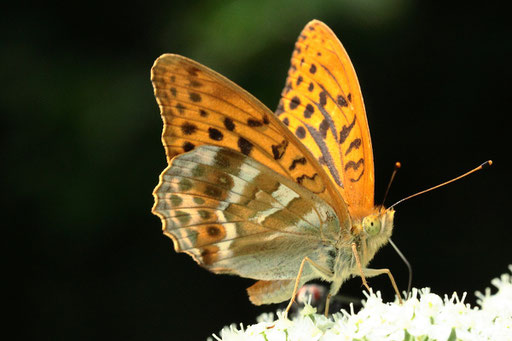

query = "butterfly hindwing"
[275,20,375,215]
[153,145,349,279]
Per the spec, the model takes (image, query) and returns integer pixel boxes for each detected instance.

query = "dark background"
[4,1,510,340]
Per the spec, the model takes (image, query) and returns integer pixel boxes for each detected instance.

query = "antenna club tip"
[482,160,493,168]
[395,162,402,169]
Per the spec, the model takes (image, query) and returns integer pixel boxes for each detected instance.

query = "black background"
[4,1,510,340]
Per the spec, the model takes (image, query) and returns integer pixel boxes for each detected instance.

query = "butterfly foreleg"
[351,242,371,292]
[362,267,403,304]
[361,234,368,261]
[284,256,333,317]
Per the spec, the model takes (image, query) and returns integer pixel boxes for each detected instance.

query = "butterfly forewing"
[151,54,346,209]
[153,145,348,279]
[275,20,375,215]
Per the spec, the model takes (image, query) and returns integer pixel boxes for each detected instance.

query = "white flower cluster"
[211,266,512,341]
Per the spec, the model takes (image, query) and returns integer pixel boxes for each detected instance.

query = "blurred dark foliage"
[2,1,510,340]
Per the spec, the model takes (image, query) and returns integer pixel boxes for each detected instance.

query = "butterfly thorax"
[328,208,395,296]
[333,207,394,268]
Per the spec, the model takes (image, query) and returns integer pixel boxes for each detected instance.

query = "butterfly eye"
[363,216,381,236]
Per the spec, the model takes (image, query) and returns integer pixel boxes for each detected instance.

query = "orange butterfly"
[151,20,400,314]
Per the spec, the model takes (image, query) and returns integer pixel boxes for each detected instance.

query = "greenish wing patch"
[152,145,344,278]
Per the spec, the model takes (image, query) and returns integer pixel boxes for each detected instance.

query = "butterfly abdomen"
[247,279,296,305]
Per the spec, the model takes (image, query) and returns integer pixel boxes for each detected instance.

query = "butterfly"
[151,19,401,313]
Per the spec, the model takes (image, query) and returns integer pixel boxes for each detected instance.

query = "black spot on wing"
[208,127,223,141]
[188,79,202,88]
[337,95,348,107]
[186,66,200,77]
[247,119,263,127]
[345,138,362,155]
[304,104,314,118]
[238,137,253,155]
[289,157,306,171]
[181,122,197,135]
[224,117,235,131]
[271,140,288,160]
[340,116,357,144]
[290,96,301,110]
[296,173,318,185]
[319,91,327,107]
[183,141,195,152]
[189,92,201,102]
[319,119,330,139]
[295,126,306,139]
[345,158,364,172]
[176,103,186,114]
[345,158,365,182]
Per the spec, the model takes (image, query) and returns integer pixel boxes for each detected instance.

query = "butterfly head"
[362,207,395,240]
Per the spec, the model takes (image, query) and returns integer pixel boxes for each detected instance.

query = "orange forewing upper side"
[275,20,375,217]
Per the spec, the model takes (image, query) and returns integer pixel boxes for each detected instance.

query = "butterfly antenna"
[388,160,492,210]
[382,162,401,206]
[388,238,412,298]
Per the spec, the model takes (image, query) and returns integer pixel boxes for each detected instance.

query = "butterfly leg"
[351,242,371,292]
[284,256,333,317]
[324,293,332,316]
[362,268,403,304]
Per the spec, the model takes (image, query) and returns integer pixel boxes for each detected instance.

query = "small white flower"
[255,312,274,324]
[476,265,512,319]
[212,266,512,340]
[300,302,317,317]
